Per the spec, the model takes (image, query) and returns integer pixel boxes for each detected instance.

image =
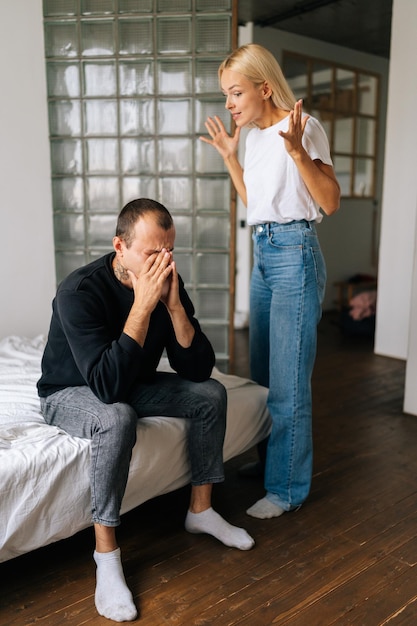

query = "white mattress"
[0,335,271,563]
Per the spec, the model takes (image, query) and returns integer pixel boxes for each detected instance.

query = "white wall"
[375,0,417,414]
[405,221,417,413]
[0,0,55,338]
[234,25,389,321]
[375,0,417,362]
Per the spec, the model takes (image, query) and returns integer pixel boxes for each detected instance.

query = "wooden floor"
[2,312,417,625]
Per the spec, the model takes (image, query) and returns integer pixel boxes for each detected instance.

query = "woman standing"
[201,44,340,519]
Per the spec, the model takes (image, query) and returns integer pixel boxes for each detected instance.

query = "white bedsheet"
[0,335,271,563]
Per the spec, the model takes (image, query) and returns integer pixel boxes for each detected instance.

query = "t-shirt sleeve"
[303,117,333,166]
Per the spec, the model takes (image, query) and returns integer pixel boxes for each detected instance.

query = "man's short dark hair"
[116,198,174,248]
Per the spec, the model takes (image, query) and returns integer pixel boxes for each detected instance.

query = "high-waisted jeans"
[40,373,227,526]
[250,220,326,511]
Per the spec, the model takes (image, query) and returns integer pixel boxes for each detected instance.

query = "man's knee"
[210,378,227,404]
[198,378,227,417]
[99,402,137,441]
[196,377,224,395]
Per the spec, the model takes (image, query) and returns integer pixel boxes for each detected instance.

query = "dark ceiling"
[237,0,393,59]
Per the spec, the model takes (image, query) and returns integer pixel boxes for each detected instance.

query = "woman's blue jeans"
[40,373,227,526]
[250,221,326,511]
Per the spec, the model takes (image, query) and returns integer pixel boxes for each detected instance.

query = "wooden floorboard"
[1,312,417,625]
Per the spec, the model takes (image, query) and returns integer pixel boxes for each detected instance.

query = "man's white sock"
[93,548,137,622]
[185,507,255,550]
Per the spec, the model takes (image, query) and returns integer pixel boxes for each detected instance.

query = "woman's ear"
[262,81,272,100]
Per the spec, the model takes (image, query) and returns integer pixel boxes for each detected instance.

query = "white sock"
[246,497,285,519]
[93,548,137,622]
[185,507,255,550]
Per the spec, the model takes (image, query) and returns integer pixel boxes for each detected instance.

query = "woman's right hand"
[199,115,240,160]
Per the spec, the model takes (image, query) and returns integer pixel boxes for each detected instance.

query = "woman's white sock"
[93,548,137,622]
[246,497,285,519]
[185,507,255,550]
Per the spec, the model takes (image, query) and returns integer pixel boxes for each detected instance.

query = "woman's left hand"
[278,99,309,158]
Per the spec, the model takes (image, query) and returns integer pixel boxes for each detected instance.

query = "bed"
[0,335,271,563]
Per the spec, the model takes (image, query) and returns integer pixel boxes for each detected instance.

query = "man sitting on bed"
[37,197,254,622]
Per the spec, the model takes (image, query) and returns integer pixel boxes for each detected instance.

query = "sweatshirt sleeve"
[55,288,151,403]
[54,277,215,403]
[164,280,215,382]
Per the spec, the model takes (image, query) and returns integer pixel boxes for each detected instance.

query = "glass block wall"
[43,0,235,369]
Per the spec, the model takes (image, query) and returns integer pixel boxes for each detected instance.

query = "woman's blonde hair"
[219,43,296,111]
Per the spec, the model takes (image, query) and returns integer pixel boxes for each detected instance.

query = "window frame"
[283,51,380,199]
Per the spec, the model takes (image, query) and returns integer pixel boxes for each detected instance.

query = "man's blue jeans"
[250,221,326,511]
[40,373,227,526]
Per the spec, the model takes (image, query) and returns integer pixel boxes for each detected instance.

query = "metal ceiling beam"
[256,0,342,28]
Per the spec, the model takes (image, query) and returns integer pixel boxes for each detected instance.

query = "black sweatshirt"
[37,253,215,404]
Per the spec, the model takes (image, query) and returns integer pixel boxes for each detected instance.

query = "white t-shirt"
[243,114,333,225]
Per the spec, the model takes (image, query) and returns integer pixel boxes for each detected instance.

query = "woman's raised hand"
[278,99,309,158]
[199,115,240,160]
